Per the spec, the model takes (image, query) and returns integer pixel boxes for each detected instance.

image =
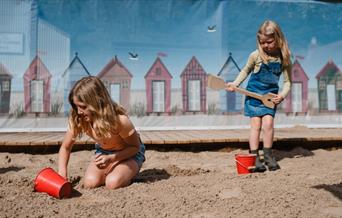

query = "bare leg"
[261,115,280,171]
[83,161,107,188]
[249,117,262,151]
[105,158,139,189]
[261,115,274,149]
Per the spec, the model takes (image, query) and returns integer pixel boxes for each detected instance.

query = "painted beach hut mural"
[180,56,207,113]
[62,53,91,114]
[23,55,52,113]
[0,63,12,114]
[217,52,243,113]
[97,56,132,109]
[284,59,309,114]
[145,57,172,114]
[315,60,342,112]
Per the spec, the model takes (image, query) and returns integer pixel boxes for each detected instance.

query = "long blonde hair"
[257,20,291,68]
[68,76,126,138]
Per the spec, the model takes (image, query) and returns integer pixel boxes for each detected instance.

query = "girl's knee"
[83,175,102,188]
[105,175,130,189]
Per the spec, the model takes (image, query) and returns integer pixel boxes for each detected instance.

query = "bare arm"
[58,130,75,179]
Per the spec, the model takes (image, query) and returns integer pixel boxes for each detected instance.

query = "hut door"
[152,81,165,112]
[291,83,302,112]
[110,83,121,104]
[188,80,200,111]
[327,84,336,111]
[31,80,44,112]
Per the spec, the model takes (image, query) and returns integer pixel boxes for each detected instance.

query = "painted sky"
[36,0,342,89]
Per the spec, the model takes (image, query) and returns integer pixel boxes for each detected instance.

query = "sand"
[0,147,341,218]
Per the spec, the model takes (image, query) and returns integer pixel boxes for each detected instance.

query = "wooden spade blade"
[207,74,226,90]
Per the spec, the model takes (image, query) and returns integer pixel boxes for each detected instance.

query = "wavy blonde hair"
[257,20,291,69]
[68,76,126,138]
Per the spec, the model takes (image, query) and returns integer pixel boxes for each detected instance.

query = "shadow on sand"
[312,182,342,201]
[0,166,25,174]
[134,168,171,183]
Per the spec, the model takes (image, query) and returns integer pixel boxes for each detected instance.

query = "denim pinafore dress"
[244,61,282,117]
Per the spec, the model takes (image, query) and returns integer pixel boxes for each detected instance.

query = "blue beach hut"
[217,53,243,113]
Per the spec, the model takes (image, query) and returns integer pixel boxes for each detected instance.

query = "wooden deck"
[0,127,341,152]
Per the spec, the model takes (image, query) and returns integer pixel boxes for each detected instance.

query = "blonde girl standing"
[226,20,292,172]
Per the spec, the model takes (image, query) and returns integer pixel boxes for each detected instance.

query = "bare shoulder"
[118,114,132,126]
[117,114,136,138]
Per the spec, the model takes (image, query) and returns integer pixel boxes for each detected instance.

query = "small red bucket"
[34,167,72,199]
[235,154,256,174]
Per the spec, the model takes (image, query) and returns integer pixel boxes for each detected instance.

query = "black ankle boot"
[263,148,280,171]
[250,150,266,173]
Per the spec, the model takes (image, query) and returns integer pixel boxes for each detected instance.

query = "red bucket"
[235,154,256,174]
[34,167,72,199]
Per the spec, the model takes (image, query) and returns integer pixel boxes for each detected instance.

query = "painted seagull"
[129,52,139,60]
[207,25,216,32]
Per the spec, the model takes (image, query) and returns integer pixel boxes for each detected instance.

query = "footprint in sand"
[218,187,242,199]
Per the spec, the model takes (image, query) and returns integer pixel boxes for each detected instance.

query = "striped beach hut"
[0,63,12,114]
[97,56,133,109]
[180,56,207,113]
[315,60,342,112]
[145,57,172,114]
[62,53,91,115]
[284,59,309,114]
[217,52,243,113]
[23,55,52,113]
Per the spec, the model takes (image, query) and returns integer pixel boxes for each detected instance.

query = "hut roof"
[180,56,206,77]
[293,59,309,80]
[315,59,342,79]
[218,52,241,76]
[62,52,91,77]
[97,56,132,78]
[144,57,172,79]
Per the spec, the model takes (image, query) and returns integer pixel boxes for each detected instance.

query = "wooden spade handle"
[235,87,276,109]
[207,74,276,109]
[235,87,263,100]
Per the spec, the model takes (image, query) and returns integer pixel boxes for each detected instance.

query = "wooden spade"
[207,74,276,109]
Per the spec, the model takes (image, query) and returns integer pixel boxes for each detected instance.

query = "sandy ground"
[0,147,341,218]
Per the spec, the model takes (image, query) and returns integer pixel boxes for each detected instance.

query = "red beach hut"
[284,59,309,114]
[180,56,207,113]
[97,56,133,109]
[145,57,172,114]
[23,55,52,113]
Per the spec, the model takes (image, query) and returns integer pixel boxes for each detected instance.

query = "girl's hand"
[94,154,114,169]
[272,94,284,105]
[225,82,236,92]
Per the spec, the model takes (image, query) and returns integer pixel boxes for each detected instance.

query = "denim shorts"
[95,142,146,169]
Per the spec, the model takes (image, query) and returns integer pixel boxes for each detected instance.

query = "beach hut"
[217,52,243,113]
[180,56,207,113]
[284,59,309,114]
[0,63,12,114]
[315,60,342,112]
[97,56,133,109]
[145,57,172,114]
[62,53,91,115]
[23,55,52,113]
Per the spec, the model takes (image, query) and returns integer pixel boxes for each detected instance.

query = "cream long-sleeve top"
[232,50,292,98]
